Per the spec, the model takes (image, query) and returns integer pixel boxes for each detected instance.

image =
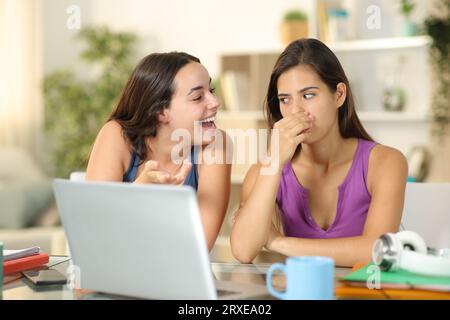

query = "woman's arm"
[266,145,408,267]
[197,130,232,251]
[230,163,283,263]
[230,112,313,263]
[86,121,128,181]
[86,121,192,184]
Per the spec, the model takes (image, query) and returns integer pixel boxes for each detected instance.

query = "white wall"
[43,0,93,76]
[42,0,431,78]
[43,0,312,78]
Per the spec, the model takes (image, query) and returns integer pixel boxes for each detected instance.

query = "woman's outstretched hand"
[135,159,192,185]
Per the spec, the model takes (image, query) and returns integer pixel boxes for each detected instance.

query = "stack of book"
[337,263,450,300]
[3,246,49,275]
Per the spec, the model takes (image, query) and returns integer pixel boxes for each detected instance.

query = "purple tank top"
[276,139,377,239]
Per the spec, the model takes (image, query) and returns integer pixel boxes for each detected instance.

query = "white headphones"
[372,230,450,277]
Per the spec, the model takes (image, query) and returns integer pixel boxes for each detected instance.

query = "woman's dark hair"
[265,38,372,141]
[108,51,200,161]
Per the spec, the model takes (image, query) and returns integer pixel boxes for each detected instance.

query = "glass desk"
[1,256,352,300]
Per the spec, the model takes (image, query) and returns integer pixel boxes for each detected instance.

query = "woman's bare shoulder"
[367,144,408,190]
[86,120,131,180]
[100,120,131,147]
[370,144,407,168]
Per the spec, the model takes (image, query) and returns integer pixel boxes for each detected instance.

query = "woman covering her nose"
[230,39,408,267]
[86,52,231,251]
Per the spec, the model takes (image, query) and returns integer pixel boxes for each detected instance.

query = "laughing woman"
[86,52,231,251]
[230,39,408,266]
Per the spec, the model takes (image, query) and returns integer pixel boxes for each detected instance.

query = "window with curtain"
[0,0,43,156]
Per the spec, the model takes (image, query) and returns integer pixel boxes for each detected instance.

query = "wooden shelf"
[327,36,431,52]
[358,111,430,122]
[219,36,431,57]
[220,110,430,123]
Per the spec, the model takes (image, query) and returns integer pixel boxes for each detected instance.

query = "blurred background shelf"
[219,110,431,123]
[219,36,431,56]
[328,36,431,52]
[358,111,431,122]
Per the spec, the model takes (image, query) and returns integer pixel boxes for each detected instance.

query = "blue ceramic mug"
[266,256,335,300]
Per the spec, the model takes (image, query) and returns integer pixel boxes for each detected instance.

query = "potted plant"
[400,0,417,36]
[43,26,137,178]
[280,9,308,45]
[424,0,450,137]
[423,0,450,181]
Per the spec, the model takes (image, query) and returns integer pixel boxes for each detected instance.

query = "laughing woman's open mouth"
[200,115,216,130]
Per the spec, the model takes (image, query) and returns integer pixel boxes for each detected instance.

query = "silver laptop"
[53,179,266,300]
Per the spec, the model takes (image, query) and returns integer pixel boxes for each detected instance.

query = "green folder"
[342,263,450,291]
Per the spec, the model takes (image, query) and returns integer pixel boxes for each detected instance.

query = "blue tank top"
[122,145,199,191]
